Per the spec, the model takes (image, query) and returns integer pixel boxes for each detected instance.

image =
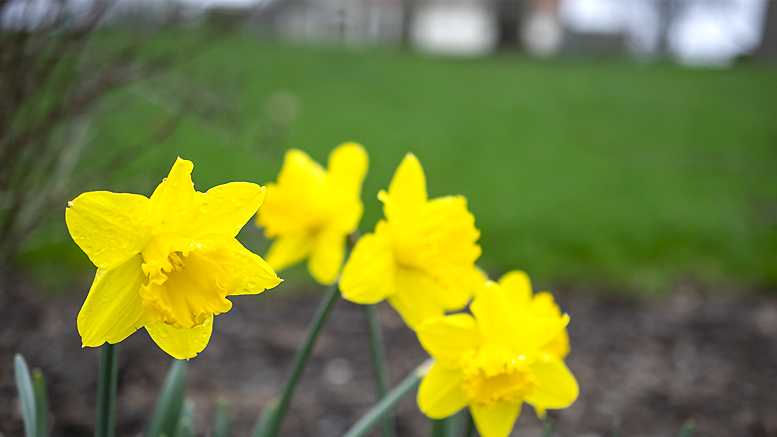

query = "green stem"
[463,409,475,437]
[342,360,432,437]
[364,304,396,437]
[260,282,340,437]
[444,410,466,437]
[431,418,447,437]
[95,343,119,437]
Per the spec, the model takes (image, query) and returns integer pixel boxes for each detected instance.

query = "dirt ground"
[1,276,777,437]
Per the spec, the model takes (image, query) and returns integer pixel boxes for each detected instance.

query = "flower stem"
[95,343,119,437]
[364,304,396,437]
[463,409,476,437]
[431,418,447,437]
[342,360,432,437]
[256,282,340,437]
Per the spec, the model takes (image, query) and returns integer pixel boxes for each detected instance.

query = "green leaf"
[14,354,37,437]
[677,419,695,437]
[365,304,396,437]
[174,400,195,437]
[146,360,188,437]
[342,360,431,437]
[32,369,49,437]
[543,419,554,437]
[213,398,233,437]
[252,282,340,437]
[251,401,279,437]
[611,416,621,437]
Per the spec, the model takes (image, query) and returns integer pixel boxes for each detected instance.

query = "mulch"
[1,275,776,437]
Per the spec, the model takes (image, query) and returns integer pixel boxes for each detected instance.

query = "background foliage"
[20,32,777,293]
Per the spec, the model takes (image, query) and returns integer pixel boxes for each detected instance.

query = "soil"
[1,276,777,437]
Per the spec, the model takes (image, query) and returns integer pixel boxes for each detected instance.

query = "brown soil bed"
[1,277,777,437]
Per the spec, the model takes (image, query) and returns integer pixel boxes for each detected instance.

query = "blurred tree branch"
[0,0,232,267]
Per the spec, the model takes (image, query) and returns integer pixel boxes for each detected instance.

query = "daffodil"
[339,153,481,328]
[416,271,578,437]
[256,143,368,285]
[66,158,281,360]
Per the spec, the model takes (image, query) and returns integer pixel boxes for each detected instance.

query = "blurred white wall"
[410,1,498,56]
[560,0,768,66]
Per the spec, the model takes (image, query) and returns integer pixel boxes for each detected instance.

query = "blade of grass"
[95,343,119,437]
[145,360,187,437]
[213,398,233,437]
[364,304,396,437]
[677,419,695,437]
[342,360,432,437]
[32,369,49,437]
[253,282,340,437]
[14,354,37,437]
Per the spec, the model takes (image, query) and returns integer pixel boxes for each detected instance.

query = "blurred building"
[2,0,770,66]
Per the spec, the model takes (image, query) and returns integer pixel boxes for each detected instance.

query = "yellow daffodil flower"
[66,158,281,360]
[416,271,578,437]
[339,153,481,328]
[256,143,368,285]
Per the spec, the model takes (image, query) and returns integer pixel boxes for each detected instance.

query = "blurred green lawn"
[21,33,777,293]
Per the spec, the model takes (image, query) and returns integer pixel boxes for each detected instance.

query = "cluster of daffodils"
[65,143,577,437]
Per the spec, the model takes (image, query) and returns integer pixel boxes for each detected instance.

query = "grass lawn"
[21,32,777,293]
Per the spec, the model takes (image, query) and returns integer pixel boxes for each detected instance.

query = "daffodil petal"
[308,229,346,285]
[382,153,427,221]
[531,292,563,318]
[532,292,570,358]
[77,254,146,347]
[387,268,445,329]
[473,282,569,351]
[540,329,570,359]
[65,192,150,270]
[148,157,196,233]
[470,281,511,341]
[187,182,266,238]
[339,223,396,304]
[146,316,213,360]
[279,149,327,187]
[499,270,533,310]
[417,314,480,368]
[526,355,579,410]
[327,142,368,199]
[264,233,314,272]
[257,151,325,236]
[417,362,468,419]
[224,238,282,295]
[469,402,522,437]
[436,277,476,312]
